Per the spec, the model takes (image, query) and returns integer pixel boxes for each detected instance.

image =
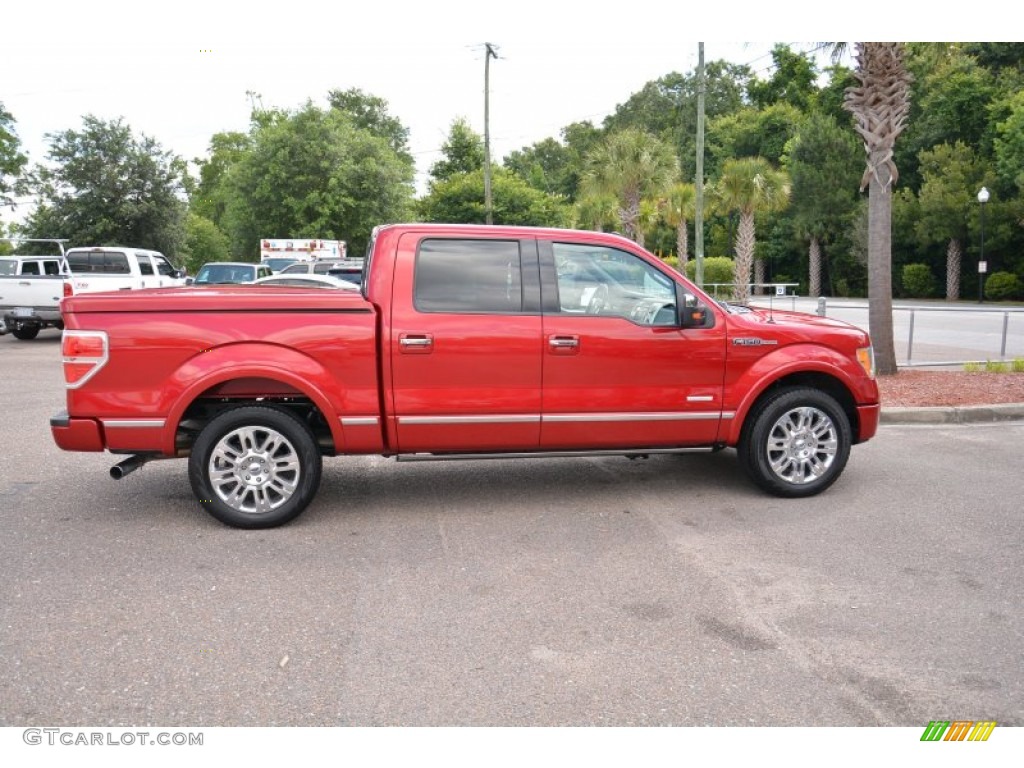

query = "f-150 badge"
[732,337,779,346]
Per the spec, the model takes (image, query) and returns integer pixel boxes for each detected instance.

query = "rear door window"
[414,239,523,313]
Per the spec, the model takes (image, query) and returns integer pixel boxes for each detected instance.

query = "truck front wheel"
[738,387,851,498]
[188,406,322,528]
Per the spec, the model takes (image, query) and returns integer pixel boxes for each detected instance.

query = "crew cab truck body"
[52,223,880,528]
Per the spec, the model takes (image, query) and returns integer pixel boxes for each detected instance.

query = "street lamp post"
[977,186,989,303]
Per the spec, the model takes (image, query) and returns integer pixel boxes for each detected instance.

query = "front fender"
[722,343,878,445]
[161,342,346,455]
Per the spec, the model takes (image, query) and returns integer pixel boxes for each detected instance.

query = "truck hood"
[62,285,372,314]
[721,304,871,350]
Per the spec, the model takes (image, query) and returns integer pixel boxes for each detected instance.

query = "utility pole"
[483,43,499,225]
[694,42,706,289]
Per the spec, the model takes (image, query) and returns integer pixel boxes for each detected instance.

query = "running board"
[395,447,717,463]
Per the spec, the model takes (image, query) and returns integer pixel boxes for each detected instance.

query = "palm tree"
[661,182,696,273]
[840,42,912,375]
[715,157,790,303]
[581,129,678,243]
[573,191,618,232]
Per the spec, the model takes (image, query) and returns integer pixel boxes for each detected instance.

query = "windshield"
[264,258,298,272]
[195,264,254,284]
[0,260,16,275]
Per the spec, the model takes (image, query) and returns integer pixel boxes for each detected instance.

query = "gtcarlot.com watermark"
[23,728,203,747]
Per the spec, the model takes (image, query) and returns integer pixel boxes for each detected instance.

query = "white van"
[65,247,187,292]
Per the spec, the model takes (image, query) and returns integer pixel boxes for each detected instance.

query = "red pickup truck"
[51,223,880,528]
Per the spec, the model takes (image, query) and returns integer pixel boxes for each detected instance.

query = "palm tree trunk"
[677,220,688,273]
[754,258,765,294]
[619,188,641,243]
[867,156,897,375]
[946,238,961,301]
[809,236,822,297]
[732,211,755,303]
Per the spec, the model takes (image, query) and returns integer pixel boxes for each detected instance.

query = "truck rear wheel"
[188,406,322,528]
[738,387,851,498]
[12,326,40,340]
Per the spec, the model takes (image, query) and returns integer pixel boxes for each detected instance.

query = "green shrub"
[901,263,936,298]
[985,360,1009,373]
[984,271,1022,301]
[963,362,984,373]
[1012,358,1024,373]
[661,255,680,272]
[684,256,735,293]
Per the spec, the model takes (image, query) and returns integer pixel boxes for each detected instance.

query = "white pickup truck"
[0,249,72,339]
[1,245,187,340]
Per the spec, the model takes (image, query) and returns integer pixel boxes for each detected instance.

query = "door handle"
[399,334,434,353]
[548,336,579,349]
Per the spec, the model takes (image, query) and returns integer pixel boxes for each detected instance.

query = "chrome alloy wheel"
[765,406,838,485]
[208,426,300,514]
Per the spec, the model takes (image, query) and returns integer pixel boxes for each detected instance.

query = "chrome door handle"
[400,336,433,348]
[548,336,579,348]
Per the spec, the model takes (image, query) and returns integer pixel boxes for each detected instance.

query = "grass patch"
[964,358,1024,373]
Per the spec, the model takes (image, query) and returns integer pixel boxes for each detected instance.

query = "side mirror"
[676,284,710,328]
[185,277,194,286]
[680,306,708,328]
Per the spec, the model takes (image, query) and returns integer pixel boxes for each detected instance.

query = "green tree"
[896,45,995,190]
[224,103,413,258]
[327,87,412,163]
[993,90,1024,194]
[915,142,987,300]
[429,118,485,183]
[1,102,27,209]
[603,62,751,178]
[709,103,805,169]
[784,113,861,296]
[748,44,819,112]
[714,157,790,303]
[180,212,230,274]
[580,129,678,246]
[504,137,575,198]
[191,131,251,226]
[417,167,570,227]
[21,115,187,256]
[573,191,618,232]
[841,42,913,376]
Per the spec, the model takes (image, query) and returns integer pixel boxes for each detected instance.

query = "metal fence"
[741,292,1024,368]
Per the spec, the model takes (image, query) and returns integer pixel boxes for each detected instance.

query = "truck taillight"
[63,281,74,298]
[62,331,109,388]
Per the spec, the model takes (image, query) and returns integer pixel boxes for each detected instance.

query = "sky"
[1,2,966,226]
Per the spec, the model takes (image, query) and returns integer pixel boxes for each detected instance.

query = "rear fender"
[162,343,346,455]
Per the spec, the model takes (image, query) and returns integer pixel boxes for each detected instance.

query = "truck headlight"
[856,346,876,379]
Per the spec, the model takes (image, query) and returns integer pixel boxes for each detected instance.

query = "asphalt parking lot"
[1,330,1021,727]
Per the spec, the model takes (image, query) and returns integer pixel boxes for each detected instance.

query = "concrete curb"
[880,403,1024,425]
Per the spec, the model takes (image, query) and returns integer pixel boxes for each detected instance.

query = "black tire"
[188,406,322,528]
[738,387,851,498]
[12,326,40,340]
